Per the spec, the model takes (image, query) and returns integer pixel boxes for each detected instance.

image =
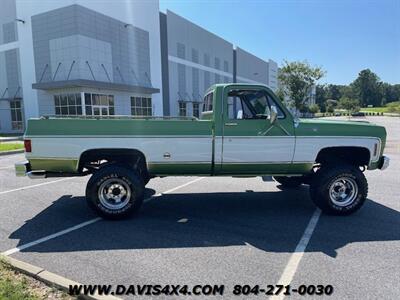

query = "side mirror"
[270,105,278,124]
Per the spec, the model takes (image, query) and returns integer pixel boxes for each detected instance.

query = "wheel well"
[79,148,148,175]
[315,147,370,167]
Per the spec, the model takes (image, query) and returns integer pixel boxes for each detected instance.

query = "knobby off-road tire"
[86,164,144,220]
[273,176,304,188]
[310,164,368,216]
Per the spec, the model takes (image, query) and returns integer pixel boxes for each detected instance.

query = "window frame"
[226,88,286,120]
[178,102,187,117]
[84,93,115,116]
[202,92,213,113]
[193,102,200,118]
[10,100,23,130]
[54,93,83,116]
[131,96,152,116]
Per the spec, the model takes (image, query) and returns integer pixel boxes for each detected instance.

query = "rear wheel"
[273,176,303,188]
[310,164,368,215]
[86,164,144,220]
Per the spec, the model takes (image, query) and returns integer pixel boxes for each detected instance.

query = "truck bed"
[25,117,214,175]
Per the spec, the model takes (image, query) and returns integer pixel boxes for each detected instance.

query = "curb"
[0,149,24,156]
[0,137,23,142]
[1,255,121,300]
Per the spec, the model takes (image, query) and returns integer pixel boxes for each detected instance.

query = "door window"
[10,100,23,130]
[193,103,200,118]
[84,93,114,116]
[92,105,110,116]
[179,102,187,116]
[227,89,284,120]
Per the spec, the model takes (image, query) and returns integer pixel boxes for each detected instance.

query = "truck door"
[218,86,296,175]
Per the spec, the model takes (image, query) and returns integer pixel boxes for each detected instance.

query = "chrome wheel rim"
[329,177,358,207]
[98,178,131,210]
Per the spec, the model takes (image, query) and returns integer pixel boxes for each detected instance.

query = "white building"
[0,0,163,133]
[0,0,279,132]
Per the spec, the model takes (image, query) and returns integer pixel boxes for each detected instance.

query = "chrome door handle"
[225,122,237,126]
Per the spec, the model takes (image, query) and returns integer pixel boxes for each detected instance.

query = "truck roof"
[205,83,272,95]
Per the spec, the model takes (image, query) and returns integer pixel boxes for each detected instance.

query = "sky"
[159,0,400,85]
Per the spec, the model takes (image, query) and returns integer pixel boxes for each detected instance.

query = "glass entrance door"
[92,105,110,116]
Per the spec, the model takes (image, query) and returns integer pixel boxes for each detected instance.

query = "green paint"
[217,163,313,175]
[148,162,312,176]
[26,118,213,136]
[296,118,387,140]
[24,84,387,176]
[148,163,211,175]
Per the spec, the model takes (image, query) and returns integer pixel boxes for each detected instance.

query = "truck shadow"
[8,187,400,257]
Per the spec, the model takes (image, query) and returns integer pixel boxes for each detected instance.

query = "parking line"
[2,218,101,256]
[0,178,74,196]
[143,177,204,202]
[270,209,321,300]
[154,177,204,197]
[2,177,204,256]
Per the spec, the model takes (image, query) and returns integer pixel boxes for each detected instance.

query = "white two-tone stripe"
[25,135,381,166]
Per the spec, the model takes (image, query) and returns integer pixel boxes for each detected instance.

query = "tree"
[275,88,286,103]
[340,85,356,99]
[351,69,383,107]
[325,99,337,113]
[382,83,400,104]
[326,84,344,100]
[326,103,335,113]
[338,97,360,113]
[278,60,325,112]
[308,104,320,114]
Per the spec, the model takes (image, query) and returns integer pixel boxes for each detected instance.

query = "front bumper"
[15,161,46,179]
[378,156,390,170]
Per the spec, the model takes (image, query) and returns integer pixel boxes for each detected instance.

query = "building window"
[178,63,186,95]
[10,100,23,130]
[193,103,200,118]
[204,71,210,90]
[223,60,229,72]
[131,97,152,116]
[177,43,185,59]
[191,48,199,63]
[179,102,187,117]
[54,93,82,116]
[84,93,114,116]
[204,53,210,67]
[214,57,220,70]
[192,68,199,98]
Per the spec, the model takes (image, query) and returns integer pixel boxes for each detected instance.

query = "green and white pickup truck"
[16,84,389,219]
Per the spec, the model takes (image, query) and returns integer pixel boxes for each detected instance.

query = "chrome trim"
[15,161,29,177]
[27,171,46,179]
[380,156,390,170]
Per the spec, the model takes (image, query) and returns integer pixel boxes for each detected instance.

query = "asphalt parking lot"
[0,116,399,299]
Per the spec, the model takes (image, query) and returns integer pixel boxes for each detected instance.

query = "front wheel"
[310,165,368,215]
[86,164,144,220]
